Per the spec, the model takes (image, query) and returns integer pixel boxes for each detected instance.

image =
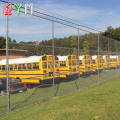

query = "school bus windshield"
[42,62,47,69]
[72,60,76,66]
[60,61,66,67]
[55,62,59,68]
[48,62,53,68]
[85,60,90,64]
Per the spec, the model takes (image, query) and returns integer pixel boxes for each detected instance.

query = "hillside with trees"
[0,26,120,56]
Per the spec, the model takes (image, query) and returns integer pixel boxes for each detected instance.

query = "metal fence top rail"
[0,0,101,33]
[15,0,104,32]
[1,0,120,41]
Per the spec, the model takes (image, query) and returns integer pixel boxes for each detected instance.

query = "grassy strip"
[1,75,120,119]
[0,69,120,115]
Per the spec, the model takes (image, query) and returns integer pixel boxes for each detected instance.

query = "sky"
[0,0,120,42]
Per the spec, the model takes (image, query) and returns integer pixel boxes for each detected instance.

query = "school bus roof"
[92,55,97,60]
[103,55,106,59]
[0,56,42,65]
[79,56,84,60]
[57,56,68,61]
[110,56,117,59]
[103,55,110,59]
[92,55,104,60]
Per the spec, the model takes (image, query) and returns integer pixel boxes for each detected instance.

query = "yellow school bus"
[102,55,110,69]
[79,55,93,75]
[0,55,60,84]
[92,55,103,72]
[110,56,117,69]
[117,56,120,68]
[58,55,79,78]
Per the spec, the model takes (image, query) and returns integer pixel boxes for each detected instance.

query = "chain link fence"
[0,1,120,115]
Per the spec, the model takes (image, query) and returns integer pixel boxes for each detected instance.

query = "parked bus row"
[0,55,120,85]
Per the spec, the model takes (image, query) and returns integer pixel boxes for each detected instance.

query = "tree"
[0,37,6,49]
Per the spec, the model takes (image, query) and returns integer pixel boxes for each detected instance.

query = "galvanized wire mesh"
[0,1,120,115]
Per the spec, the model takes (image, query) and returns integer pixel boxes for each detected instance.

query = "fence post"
[108,38,109,55]
[98,35,100,83]
[116,40,118,77]
[108,38,110,70]
[6,15,10,112]
[78,29,80,90]
[52,21,55,97]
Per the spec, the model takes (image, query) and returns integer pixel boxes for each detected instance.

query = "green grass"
[1,73,120,120]
[0,69,120,117]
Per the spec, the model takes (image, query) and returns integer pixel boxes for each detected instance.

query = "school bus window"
[14,64,17,70]
[18,64,21,70]
[77,60,79,65]
[42,62,47,69]
[9,65,13,70]
[92,60,95,64]
[69,61,71,66]
[85,60,88,64]
[79,60,82,65]
[36,63,39,69]
[55,62,59,67]
[48,62,53,68]
[110,59,113,62]
[60,61,66,67]
[23,64,26,70]
[72,60,76,66]
[88,60,90,64]
[2,65,5,70]
[33,63,39,69]
[27,63,31,69]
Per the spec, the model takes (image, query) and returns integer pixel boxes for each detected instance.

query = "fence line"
[0,1,120,115]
